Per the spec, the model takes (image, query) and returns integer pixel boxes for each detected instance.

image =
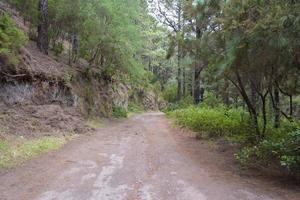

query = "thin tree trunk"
[176,1,183,101]
[177,48,182,101]
[223,78,230,105]
[274,87,281,128]
[72,33,79,63]
[183,65,186,97]
[194,67,202,104]
[289,95,293,117]
[231,71,260,138]
[37,0,49,55]
[259,92,268,137]
[194,17,202,104]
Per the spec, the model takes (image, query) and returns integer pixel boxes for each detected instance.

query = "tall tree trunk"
[194,67,202,104]
[289,95,293,117]
[176,1,183,101]
[72,33,79,63]
[259,92,268,137]
[177,49,182,101]
[194,18,202,104]
[274,87,281,128]
[37,0,49,55]
[250,81,258,112]
[183,65,186,97]
[232,71,261,139]
[223,78,230,105]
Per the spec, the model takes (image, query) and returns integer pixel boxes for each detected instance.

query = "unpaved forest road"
[1,113,300,200]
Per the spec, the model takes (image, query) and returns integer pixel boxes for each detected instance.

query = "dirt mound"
[0,105,89,138]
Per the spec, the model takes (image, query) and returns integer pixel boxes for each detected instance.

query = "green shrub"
[202,92,223,108]
[234,122,300,177]
[162,83,177,103]
[112,106,128,118]
[169,105,250,138]
[52,42,64,56]
[0,13,27,65]
[163,96,194,112]
[128,102,144,113]
[0,137,66,169]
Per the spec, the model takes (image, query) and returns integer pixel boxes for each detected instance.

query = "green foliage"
[162,83,178,103]
[52,42,64,57]
[112,106,128,118]
[170,104,300,176]
[163,96,194,112]
[0,13,26,65]
[169,105,250,138]
[7,0,153,84]
[232,120,300,177]
[128,102,144,113]
[202,92,223,108]
[0,137,66,169]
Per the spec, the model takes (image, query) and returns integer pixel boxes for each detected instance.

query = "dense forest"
[151,0,300,178]
[0,0,300,184]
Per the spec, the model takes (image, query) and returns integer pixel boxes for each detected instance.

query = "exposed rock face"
[110,84,130,109]
[0,81,76,106]
[137,89,158,111]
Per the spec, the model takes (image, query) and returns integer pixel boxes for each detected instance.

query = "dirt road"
[0,112,299,200]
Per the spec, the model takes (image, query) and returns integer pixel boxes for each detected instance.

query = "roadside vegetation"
[0,136,67,169]
[149,0,300,180]
[167,103,300,177]
[0,12,26,65]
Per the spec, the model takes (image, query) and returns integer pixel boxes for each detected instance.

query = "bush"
[0,13,27,65]
[202,92,223,108]
[0,137,66,169]
[168,103,300,178]
[128,102,144,113]
[52,42,64,56]
[162,83,177,103]
[112,106,128,118]
[169,105,250,138]
[163,96,194,112]
[235,122,300,177]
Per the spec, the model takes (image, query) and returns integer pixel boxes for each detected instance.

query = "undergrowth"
[0,13,26,66]
[0,136,67,169]
[167,105,300,178]
[112,106,128,118]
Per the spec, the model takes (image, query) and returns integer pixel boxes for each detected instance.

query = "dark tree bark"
[183,65,186,97]
[176,1,183,101]
[289,95,293,117]
[177,50,182,101]
[258,91,269,136]
[228,71,261,139]
[194,19,202,104]
[72,33,79,63]
[37,0,49,55]
[250,81,258,111]
[223,78,230,105]
[274,87,281,128]
[194,66,202,104]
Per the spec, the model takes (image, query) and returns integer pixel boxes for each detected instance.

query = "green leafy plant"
[168,105,250,138]
[52,42,64,56]
[0,13,27,65]
[0,137,66,169]
[112,106,128,118]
